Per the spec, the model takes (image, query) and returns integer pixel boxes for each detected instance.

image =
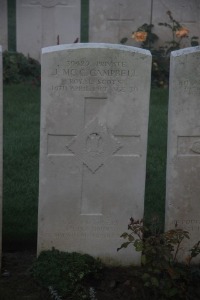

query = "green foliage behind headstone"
[3,51,41,85]
[31,249,103,299]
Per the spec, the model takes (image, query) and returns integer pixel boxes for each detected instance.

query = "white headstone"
[89,0,152,45]
[0,46,2,269]
[166,46,200,262]
[0,0,8,50]
[89,0,200,49]
[38,43,151,265]
[16,0,81,61]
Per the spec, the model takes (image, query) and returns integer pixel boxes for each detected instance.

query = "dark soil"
[88,265,144,300]
[0,251,144,300]
[1,251,200,300]
[0,251,52,300]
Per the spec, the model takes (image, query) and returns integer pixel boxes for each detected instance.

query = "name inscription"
[50,59,137,93]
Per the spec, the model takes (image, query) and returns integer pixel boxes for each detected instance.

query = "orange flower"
[176,27,189,38]
[132,31,147,42]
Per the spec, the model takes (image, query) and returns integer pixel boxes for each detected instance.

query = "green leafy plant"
[158,10,190,55]
[118,218,200,299]
[129,11,198,55]
[120,23,159,51]
[121,11,199,87]
[191,36,199,47]
[31,248,103,300]
[3,51,41,85]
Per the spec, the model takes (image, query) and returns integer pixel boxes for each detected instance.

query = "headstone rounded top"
[171,46,200,57]
[42,43,152,56]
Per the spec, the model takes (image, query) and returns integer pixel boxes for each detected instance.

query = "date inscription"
[41,218,121,240]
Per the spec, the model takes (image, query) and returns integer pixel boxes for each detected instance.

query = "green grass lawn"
[3,84,40,249]
[145,88,168,229]
[2,84,168,249]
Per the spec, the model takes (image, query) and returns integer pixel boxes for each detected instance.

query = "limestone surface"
[165,46,200,262]
[16,0,81,61]
[38,43,151,265]
[0,1,8,50]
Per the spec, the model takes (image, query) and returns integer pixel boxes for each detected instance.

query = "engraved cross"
[47,96,141,215]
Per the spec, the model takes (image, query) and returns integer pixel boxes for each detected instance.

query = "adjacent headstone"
[38,43,151,265]
[0,46,2,269]
[89,0,200,48]
[16,0,81,61]
[152,0,200,48]
[0,0,8,50]
[165,46,200,262]
[89,0,152,45]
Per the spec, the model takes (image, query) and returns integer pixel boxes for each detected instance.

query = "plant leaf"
[120,37,128,44]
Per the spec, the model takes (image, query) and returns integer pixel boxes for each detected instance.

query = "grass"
[144,88,168,229]
[3,84,40,249]
[2,84,168,249]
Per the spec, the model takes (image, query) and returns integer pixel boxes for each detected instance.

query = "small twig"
[173,239,183,262]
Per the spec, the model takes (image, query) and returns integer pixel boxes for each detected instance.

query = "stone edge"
[171,45,200,57]
[41,43,151,56]
[0,45,2,271]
